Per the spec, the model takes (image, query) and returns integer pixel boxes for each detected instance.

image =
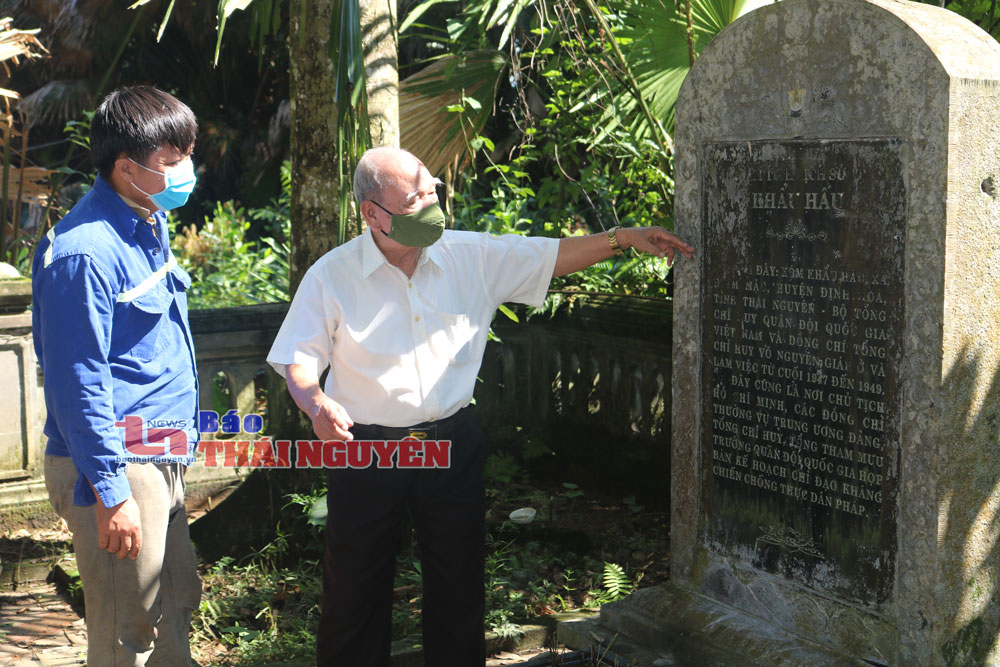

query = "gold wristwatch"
[608,227,625,256]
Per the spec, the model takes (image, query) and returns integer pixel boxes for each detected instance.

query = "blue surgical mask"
[129,157,197,211]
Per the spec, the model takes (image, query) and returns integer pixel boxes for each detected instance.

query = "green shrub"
[451,24,678,309]
[171,163,290,308]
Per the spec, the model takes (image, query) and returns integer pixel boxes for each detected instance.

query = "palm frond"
[399,50,508,176]
[330,0,371,243]
[18,80,91,128]
[0,17,48,67]
[402,0,543,48]
[2,166,52,206]
[214,0,256,64]
[585,0,765,141]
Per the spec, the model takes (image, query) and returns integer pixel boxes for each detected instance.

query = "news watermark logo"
[115,415,195,465]
[197,439,451,469]
[199,409,264,435]
[115,410,451,469]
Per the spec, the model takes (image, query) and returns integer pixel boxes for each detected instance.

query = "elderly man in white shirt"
[267,146,694,667]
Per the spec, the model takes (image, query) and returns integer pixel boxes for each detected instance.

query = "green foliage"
[920,0,1000,40]
[128,0,278,66]
[484,536,525,638]
[195,479,662,662]
[63,115,90,151]
[391,554,425,640]
[485,451,522,485]
[597,561,633,602]
[170,163,291,308]
[192,484,329,665]
[446,12,682,308]
[401,0,540,50]
[284,487,330,528]
[486,606,524,640]
[585,0,767,138]
[280,481,330,545]
[193,550,321,666]
[405,0,756,311]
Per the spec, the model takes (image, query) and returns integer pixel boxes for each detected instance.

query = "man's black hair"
[91,86,197,179]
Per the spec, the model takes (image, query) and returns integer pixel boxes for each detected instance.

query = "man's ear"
[360,201,381,229]
[113,155,135,183]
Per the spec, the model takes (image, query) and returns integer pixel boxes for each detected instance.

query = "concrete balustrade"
[0,292,672,529]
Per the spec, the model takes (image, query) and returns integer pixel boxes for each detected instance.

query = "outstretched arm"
[553,226,695,277]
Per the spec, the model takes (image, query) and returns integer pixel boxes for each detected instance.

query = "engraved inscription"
[701,139,904,606]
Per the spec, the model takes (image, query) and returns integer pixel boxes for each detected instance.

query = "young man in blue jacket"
[33,86,201,666]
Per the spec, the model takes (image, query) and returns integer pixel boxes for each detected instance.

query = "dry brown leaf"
[399,57,497,177]
[2,166,53,206]
[0,18,48,65]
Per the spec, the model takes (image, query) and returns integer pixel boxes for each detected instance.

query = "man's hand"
[285,364,355,441]
[311,396,355,441]
[554,225,696,277]
[620,226,695,265]
[95,496,142,560]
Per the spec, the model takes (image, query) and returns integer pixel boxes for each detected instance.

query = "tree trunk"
[192,0,404,563]
[289,0,340,293]
[361,0,399,148]
[192,2,337,556]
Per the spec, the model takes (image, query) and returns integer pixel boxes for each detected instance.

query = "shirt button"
[152,247,160,255]
[408,282,413,288]
[415,315,420,322]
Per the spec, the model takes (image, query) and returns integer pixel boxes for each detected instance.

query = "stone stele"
[601,0,1000,665]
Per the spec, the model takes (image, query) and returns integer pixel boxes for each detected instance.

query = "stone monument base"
[558,585,868,666]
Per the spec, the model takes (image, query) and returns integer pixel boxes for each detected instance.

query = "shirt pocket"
[115,283,172,362]
[171,264,192,290]
[169,264,192,313]
[438,312,476,365]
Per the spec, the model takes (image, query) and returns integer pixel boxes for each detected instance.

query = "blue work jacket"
[32,175,199,508]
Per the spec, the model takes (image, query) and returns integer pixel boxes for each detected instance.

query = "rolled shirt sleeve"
[482,233,559,308]
[35,254,131,508]
[267,264,342,379]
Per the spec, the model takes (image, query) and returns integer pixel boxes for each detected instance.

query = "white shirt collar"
[361,227,442,278]
[360,228,385,278]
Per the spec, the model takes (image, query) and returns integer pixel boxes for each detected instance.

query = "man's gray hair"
[353,147,417,205]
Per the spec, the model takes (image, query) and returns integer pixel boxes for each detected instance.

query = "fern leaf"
[602,562,632,601]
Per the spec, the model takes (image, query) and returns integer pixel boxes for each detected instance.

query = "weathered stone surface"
[0,279,30,314]
[653,0,1000,664]
[0,309,41,485]
[701,139,905,608]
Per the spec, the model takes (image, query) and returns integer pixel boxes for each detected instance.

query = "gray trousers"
[45,454,201,666]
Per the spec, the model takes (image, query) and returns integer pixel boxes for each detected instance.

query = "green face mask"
[372,201,445,247]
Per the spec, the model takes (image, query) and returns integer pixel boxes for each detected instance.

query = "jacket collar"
[91,175,157,237]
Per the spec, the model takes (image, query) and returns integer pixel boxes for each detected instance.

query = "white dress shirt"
[267,228,559,427]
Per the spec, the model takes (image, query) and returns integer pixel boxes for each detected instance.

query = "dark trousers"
[316,411,487,667]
